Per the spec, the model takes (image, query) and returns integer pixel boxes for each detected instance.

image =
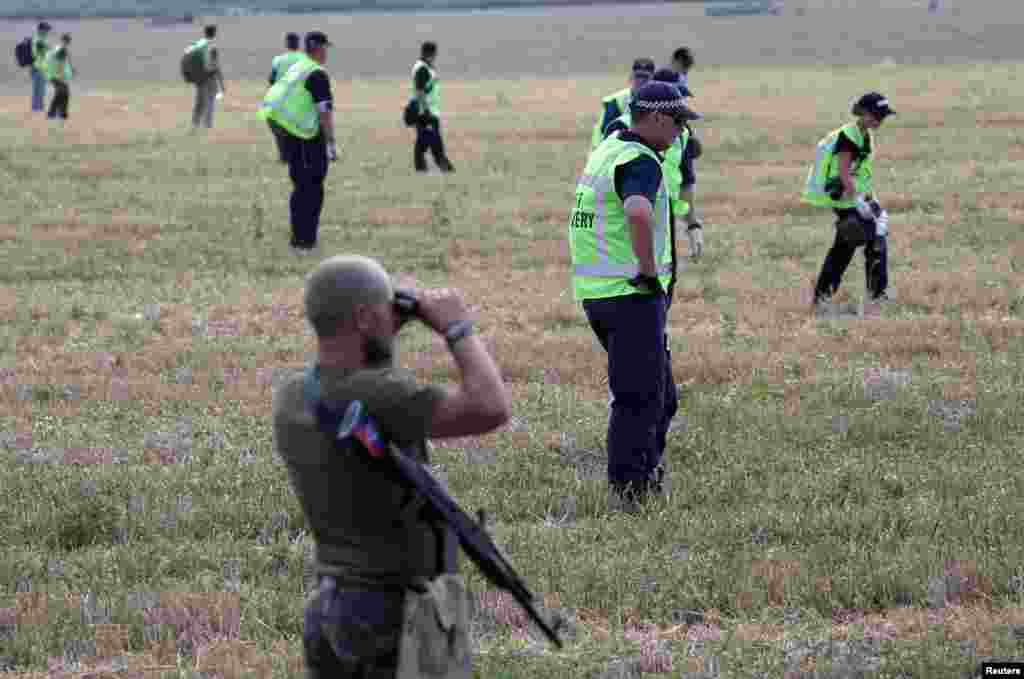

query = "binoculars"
[393,288,421,325]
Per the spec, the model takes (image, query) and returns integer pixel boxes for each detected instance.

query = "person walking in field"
[803,92,895,309]
[29,22,52,113]
[274,255,508,677]
[267,32,305,163]
[569,82,692,513]
[589,57,655,151]
[411,41,455,173]
[45,33,75,121]
[603,68,703,266]
[185,25,223,131]
[258,31,338,253]
[668,47,705,253]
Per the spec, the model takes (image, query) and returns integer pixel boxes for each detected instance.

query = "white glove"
[687,224,704,259]
[326,142,338,162]
[875,210,889,237]
[854,194,874,221]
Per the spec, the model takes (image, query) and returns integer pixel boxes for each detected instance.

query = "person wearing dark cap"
[803,92,896,308]
[273,254,509,677]
[45,33,75,121]
[267,32,305,163]
[569,81,691,513]
[412,41,454,173]
[30,22,52,112]
[598,68,704,260]
[589,57,655,150]
[186,25,223,131]
[259,31,339,253]
[603,69,702,275]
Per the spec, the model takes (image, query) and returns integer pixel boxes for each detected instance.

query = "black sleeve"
[614,156,663,206]
[681,141,696,186]
[269,68,277,85]
[599,100,621,136]
[413,65,431,91]
[834,131,860,156]
[603,118,627,139]
[305,70,333,108]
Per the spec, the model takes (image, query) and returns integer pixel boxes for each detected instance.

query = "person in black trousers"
[412,41,454,173]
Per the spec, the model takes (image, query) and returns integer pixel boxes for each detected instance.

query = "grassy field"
[2,4,1024,678]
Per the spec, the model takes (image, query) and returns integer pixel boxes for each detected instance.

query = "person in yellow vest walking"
[267,32,304,163]
[603,68,703,271]
[186,25,223,131]
[569,81,692,513]
[45,33,75,121]
[30,22,52,112]
[803,92,895,308]
[589,57,655,151]
[412,41,454,173]
[259,31,338,253]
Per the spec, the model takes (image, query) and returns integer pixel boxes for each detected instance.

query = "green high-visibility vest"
[412,59,440,116]
[568,134,673,302]
[604,113,691,218]
[590,87,631,150]
[32,33,48,70]
[45,46,72,82]
[271,50,305,82]
[802,121,874,209]
[258,55,325,140]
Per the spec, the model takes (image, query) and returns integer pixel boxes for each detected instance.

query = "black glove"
[628,274,664,295]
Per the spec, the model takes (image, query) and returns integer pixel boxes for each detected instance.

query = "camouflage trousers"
[303,574,474,679]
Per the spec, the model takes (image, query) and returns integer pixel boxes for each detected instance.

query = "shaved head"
[304,255,394,337]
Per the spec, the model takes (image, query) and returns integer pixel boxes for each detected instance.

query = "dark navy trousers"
[304,575,405,679]
[273,122,328,249]
[583,292,678,491]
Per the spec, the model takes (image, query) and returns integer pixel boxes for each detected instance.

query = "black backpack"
[15,37,33,68]
[180,43,207,84]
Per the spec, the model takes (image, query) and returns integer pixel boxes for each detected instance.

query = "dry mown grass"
[1,11,1023,675]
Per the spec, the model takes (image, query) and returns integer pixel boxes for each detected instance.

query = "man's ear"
[352,304,374,333]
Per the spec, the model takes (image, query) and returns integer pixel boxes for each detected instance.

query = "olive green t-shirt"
[272,364,447,586]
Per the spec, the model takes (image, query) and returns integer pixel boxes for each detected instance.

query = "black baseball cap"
[854,92,895,119]
[630,81,702,122]
[652,68,693,98]
[305,31,332,49]
[632,57,655,80]
[38,22,52,31]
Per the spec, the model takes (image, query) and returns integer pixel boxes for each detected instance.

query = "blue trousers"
[414,115,451,171]
[31,67,46,112]
[304,575,405,679]
[274,123,328,248]
[583,292,678,490]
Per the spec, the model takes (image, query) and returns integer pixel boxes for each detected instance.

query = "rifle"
[304,374,564,650]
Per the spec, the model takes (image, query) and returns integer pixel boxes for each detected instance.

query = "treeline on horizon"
[2,0,699,19]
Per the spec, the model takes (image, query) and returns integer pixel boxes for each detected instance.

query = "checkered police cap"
[630,81,702,121]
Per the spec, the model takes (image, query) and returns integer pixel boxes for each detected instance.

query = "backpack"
[180,43,207,84]
[15,37,33,68]
[403,97,421,127]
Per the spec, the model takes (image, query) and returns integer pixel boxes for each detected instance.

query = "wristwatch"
[444,320,474,348]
